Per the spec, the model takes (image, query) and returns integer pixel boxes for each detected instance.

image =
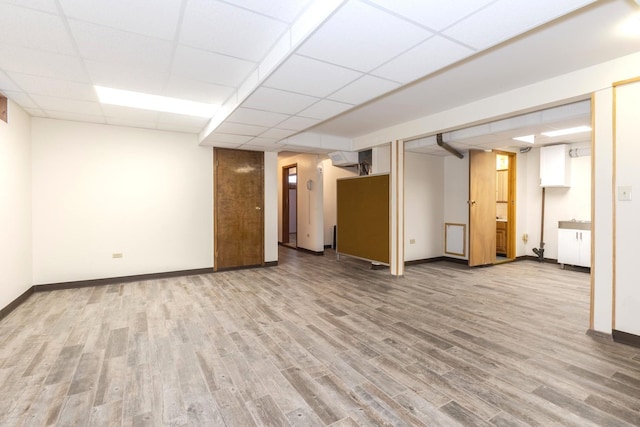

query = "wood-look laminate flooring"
[1,248,640,426]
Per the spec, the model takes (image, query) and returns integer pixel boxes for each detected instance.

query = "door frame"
[281,163,297,245]
[214,148,264,270]
[469,149,497,267]
[494,150,517,260]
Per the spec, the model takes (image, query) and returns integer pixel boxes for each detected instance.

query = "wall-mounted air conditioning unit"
[328,151,358,167]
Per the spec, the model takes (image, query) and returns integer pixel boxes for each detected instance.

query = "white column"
[390,140,404,277]
[592,88,614,333]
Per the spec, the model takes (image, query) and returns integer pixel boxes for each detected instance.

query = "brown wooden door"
[469,150,496,267]
[214,148,264,270]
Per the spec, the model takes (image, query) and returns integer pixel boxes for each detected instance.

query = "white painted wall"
[592,88,613,333]
[372,144,390,174]
[31,119,213,284]
[264,151,278,263]
[614,80,640,336]
[518,147,591,260]
[404,152,444,261]
[277,153,324,252]
[0,101,32,310]
[321,158,357,247]
[443,156,469,259]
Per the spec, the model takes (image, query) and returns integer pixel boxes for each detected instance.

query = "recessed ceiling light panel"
[95,86,218,118]
[513,134,535,143]
[541,125,591,137]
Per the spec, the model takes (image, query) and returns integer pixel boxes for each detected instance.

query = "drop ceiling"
[0,0,638,154]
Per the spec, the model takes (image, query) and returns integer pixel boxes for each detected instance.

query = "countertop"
[558,220,591,230]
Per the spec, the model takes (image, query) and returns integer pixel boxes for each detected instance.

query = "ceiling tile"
[84,60,167,93]
[241,136,283,151]
[171,46,256,87]
[105,116,157,129]
[163,76,234,105]
[23,107,47,117]
[0,70,22,92]
[296,0,433,72]
[226,107,290,127]
[297,99,353,120]
[263,55,361,98]
[372,36,474,84]
[59,0,182,40]
[69,20,174,70]
[215,122,268,136]
[0,0,58,13]
[1,90,39,109]
[8,73,97,101]
[47,110,106,124]
[156,112,210,129]
[30,94,103,116]
[0,4,76,55]
[328,75,400,104]
[277,115,320,131]
[180,0,288,62]
[206,132,254,144]
[0,45,88,82]
[368,0,494,31]
[260,127,297,139]
[243,87,318,115]
[101,104,159,122]
[247,136,279,145]
[443,0,595,50]
[229,0,313,22]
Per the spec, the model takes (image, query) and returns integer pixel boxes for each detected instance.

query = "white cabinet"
[540,144,570,187]
[558,224,591,268]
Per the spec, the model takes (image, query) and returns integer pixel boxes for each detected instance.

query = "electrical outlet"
[409,239,416,244]
[522,234,528,243]
[112,253,123,259]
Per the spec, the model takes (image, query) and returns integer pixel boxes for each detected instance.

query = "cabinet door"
[496,228,506,254]
[540,145,570,187]
[558,229,579,265]
[578,230,591,267]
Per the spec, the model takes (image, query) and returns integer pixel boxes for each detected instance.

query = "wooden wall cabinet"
[496,221,507,255]
[540,144,570,187]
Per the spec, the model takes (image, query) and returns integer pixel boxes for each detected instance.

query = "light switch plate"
[618,186,632,201]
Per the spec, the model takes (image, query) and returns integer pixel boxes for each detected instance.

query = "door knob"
[255,206,261,210]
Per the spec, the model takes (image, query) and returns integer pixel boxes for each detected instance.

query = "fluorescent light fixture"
[541,125,591,137]
[513,134,535,144]
[95,86,217,118]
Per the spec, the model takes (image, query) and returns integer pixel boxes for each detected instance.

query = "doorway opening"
[468,149,517,267]
[495,151,517,263]
[282,164,297,248]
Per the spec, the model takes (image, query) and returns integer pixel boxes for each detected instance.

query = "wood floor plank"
[1,248,639,426]
[281,366,345,425]
[533,385,633,426]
